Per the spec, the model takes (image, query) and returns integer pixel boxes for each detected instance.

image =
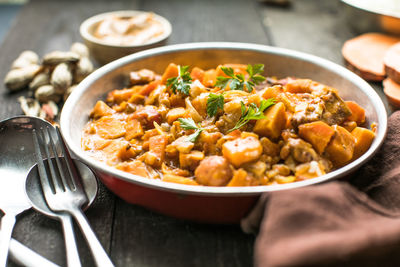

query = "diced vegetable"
[132,106,162,129]
[162,174,199,185]
[260,85,283,99]
[253,102,286,140]
[124,118,144,140]
[345,101,365,125]
[285,79,312,94]
[161,63,179,84]
[222,136,263,167]
[298,121,335,154]
[90,101,114,119]
[325,125,355,166]
[190,67,205,81]
[202,69,217,87]
[351,127,375,159]
[145,135,168,167]
[137,80,161,96]
[179,150,205,170]
[107,88,137,104]
[116,160,149,177]
[227,169,252,186]
[166,107,187,124]
[94,116,125,139]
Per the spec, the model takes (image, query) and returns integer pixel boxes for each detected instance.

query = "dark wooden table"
[0,0,391,266]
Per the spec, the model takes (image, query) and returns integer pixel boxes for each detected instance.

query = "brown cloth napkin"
[241,111,400,267]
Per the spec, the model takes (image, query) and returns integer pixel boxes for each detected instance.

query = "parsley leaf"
[228,98,276,132]
[214,64,267,92]
[206,93,225,117]
[166,65,192,95]
[178,118,204,142]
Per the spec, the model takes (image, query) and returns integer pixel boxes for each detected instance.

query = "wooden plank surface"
[0,0,393,266]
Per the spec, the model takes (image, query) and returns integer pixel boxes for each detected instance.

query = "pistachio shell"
[29,72,50,91]
[18,96,41,117]
[4,65,41,91]
[70,42,90,58]
[42,51,80,65]
[34,85,61,103]
[12,50,39,69]
[41,101,59,121]
[75,57,94,83]
[51,63,72,93]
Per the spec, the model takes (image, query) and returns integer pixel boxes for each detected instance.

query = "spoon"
[25,157,98,267]
[0,116,60,267]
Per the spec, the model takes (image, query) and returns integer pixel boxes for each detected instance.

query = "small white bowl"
[80,10,172,64]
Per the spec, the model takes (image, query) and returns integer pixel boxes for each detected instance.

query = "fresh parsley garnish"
[215,64,266,92]
[206,93,225,117]
[229,98,275,132]
[178,118,204,142]
[166,65,192,95]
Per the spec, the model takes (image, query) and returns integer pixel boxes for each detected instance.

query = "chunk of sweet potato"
[260,85,283,99]
[351,127,375,159]
[161,63,179,84]
[179,150,205,170]
[346,101,366,125]
[253,102,286,140]
[227,169,253,187]
[136,80,161,96]
[190,67,205,81]
[116,160,149,177]
[94,116,125,139]
[107,88,137,104]
[145,135,169,167]
[202,69,217,87]
[166,107,187,124]
[285,79,313,93]
[124,118,143,140]
[162,174,199,186]
[117,143,138,161]
[90,101,114,119]
[216,64,247,77]
[325,125,355,167]
[222,136,263,168]
[298,121,335,154]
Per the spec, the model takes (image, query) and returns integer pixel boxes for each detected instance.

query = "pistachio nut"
[18,96,41,117]
[51,63,72,93]
[34,84,61,103]
[42,51,80,65]
[4,64,41,91]
[75,57,94,83]
[70,42,90,58]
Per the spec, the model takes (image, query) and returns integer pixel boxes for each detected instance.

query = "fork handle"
[0,212,16,267]
[60,215,82,267]
[70,209,114,267]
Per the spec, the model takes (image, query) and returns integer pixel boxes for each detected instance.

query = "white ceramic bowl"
[80,10,172,64]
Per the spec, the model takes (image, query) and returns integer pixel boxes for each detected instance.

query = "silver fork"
[32,126,114,267]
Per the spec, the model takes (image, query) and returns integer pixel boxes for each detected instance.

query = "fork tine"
[41,127,64,193]
[56,127,85,194]
[46,126,71,191]
[32,129,55,195]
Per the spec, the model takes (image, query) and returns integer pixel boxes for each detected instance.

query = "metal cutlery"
[0,116,61,267]
[25,156,98,267]
[32,126,114,267]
